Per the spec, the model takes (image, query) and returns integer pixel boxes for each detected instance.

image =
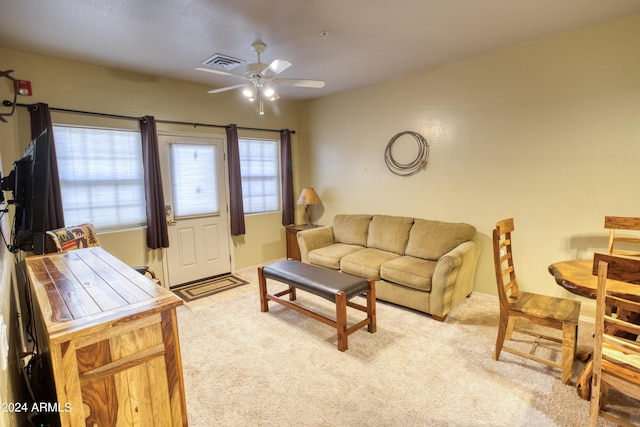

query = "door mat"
[172,275,250,302]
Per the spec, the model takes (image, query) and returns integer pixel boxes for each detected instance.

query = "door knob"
[166,205,176,226]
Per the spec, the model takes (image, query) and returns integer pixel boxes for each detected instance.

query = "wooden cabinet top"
[286,224,320,232]
[26,247,183,342]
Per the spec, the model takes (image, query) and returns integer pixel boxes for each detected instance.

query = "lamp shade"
[296,187,321,205]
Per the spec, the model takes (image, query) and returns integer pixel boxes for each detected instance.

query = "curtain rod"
[14,103,295,134]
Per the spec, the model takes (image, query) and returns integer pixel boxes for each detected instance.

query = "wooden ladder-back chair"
[492,218,581,384]
[45,223,160,284]
[605,216,640,258]
[589,254,640,427]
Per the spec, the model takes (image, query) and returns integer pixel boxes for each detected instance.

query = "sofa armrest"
[297,226,335,263]
[429,239,481,319]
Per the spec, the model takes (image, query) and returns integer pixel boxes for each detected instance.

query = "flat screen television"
[0,129,50,254]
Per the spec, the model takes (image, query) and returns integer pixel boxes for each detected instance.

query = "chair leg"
[561,322,577,384]
[494,313,508,360]
[588,369,602,427]
[506,317,516,340]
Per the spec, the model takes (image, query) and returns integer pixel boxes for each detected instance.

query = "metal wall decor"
[384,131,429,176]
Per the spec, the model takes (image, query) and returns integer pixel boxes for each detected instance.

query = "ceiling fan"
[196,42,325,114]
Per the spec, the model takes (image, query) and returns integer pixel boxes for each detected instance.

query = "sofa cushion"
[333,214,373,247]
[405,219,476,260]
[341,248,400,280]
[366,215,414,255]
[380,256,437,292]
[308,244,365,270]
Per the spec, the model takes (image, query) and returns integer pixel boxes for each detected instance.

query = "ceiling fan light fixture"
[242,86,256,99]
[262,87,274,98]
[197,42,326,116]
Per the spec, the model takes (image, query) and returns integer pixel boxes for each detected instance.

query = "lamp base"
[304,204,314,226]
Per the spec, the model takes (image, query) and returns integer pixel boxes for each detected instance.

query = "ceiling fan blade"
[207,83,247,94]
[196,67,247,81]
[261,59,291,78]
[273,78,326,88]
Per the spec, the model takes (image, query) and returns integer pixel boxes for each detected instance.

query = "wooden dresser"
[26,247,188,426]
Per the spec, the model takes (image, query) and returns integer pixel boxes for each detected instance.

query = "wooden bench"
[258,260,376,351]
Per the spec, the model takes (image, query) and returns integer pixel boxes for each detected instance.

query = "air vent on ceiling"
[201,53,245,71]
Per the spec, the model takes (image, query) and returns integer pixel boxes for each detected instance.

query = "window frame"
[238,137,281,215]
[52,124,148,232]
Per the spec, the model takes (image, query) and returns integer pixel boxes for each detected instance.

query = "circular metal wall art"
[384,131,429,176]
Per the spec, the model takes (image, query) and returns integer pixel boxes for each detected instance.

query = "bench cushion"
[262,260,369,302]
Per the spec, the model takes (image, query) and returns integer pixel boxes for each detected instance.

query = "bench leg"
[257,266,269,312]
[367,279,377,333]
[336,291,348,352]
[289,285,297,301]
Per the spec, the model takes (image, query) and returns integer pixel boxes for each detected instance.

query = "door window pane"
[170,143,219,217]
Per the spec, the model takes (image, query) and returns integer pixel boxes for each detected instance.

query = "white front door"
[159,133,231,287]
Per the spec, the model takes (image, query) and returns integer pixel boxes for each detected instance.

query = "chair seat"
[512,291,581,323]
[603,342,640,376]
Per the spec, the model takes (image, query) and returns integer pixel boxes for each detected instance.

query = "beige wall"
[300,13,640,317]
[0,47,305,278]
[0,150,24,427]
[0,47,304,424]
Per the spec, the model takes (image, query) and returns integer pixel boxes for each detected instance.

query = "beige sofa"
[297,214,480,321]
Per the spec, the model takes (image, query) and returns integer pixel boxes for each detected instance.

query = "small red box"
[15,80,32,96]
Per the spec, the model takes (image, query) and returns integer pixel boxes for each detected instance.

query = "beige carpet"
[176,267,640,427]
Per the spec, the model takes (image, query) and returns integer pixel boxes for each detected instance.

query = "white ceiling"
[1,0,640,101]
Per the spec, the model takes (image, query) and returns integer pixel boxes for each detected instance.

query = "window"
[170,143,219,217]
[53,126,147,230]
[238,138,280,214]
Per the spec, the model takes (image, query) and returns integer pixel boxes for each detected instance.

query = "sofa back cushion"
[333,214,373,246]
[405,219,476,260]
[366,215,414,255]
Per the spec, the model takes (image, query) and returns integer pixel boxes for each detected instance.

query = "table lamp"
[296,187,321,226]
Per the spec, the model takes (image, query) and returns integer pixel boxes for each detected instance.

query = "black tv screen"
[0,129,50,254]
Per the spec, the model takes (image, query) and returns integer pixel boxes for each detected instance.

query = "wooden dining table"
[549,259,640,299]
[548,258,640,399]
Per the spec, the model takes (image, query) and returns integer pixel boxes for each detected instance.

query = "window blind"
[53,126,147,230]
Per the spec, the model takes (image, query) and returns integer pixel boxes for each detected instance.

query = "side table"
[285,224,319,260]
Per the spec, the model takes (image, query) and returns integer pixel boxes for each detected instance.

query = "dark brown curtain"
[29,102,64,230]
[140,116,169,249]
[280,129,294,226]
[226,124,245,236]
